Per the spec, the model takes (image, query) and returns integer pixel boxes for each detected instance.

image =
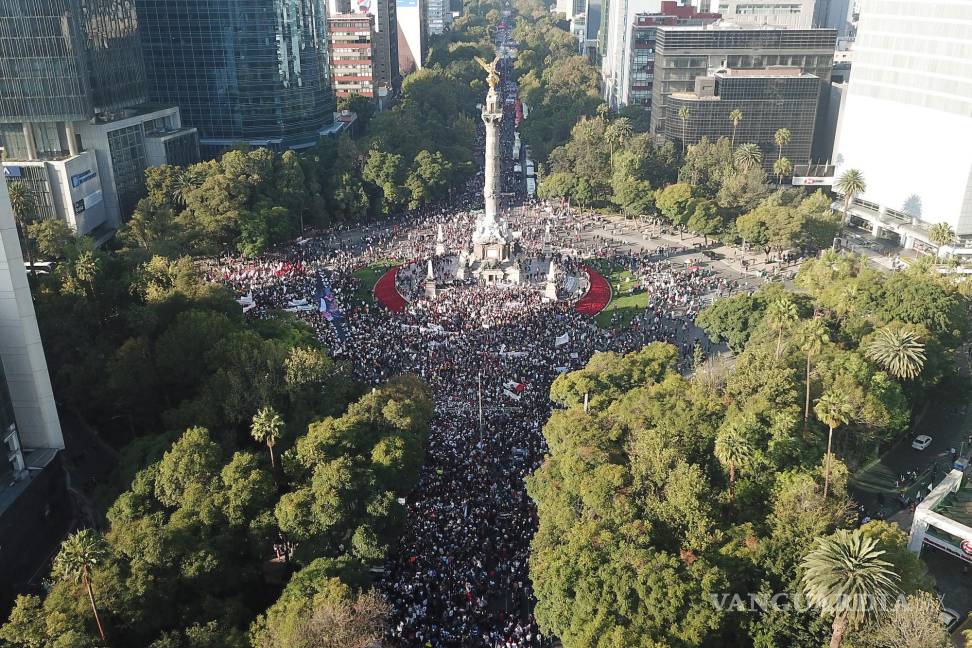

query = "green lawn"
[352,260,400,304]
[589,258,649,328]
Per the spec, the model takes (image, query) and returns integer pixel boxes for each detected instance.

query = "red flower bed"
[373,266,407,313]
[574,266,611,316]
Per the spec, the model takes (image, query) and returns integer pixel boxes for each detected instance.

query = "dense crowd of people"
[204,34,740,648]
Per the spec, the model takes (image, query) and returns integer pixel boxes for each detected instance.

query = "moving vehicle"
[912,435,933,450]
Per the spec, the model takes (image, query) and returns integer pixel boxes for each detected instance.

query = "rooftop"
[657,21,833,31]
[715,65,809,77]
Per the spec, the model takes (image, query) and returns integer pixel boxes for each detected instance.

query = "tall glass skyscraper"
[833,0,972,249]
[0,0,146,122]
[136,0,336,153]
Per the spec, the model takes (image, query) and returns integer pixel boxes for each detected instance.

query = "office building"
[833,0,972,254]
[426,0,449,34]
[0,178,68,606]
[715,0,854,37]
[136,0,335,156]
[663,67,822,171]
[716,0,815,29]
[621,2,721,110]
[0,0,195,236]
[329,14,379,99]
[557,0,587,19]
[583,0,602,62]
[397,0,427,73]
[368,0,402,96]
[600,0,657,109]
[649,24,836,137]
[77,106,199,223]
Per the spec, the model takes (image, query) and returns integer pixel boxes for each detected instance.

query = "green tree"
[834,169,866,224]
[729,108,743,147]
[52,529,111,642]
[538,171,578,201]
[801,529,900,648]
[26,217,74,259]
[251,405,285,471]
[799,318,830,425]
[864,325,926,380]
[734,143,763,171]
[774,156,793,185]
[362,149,406,214]
[765,297,799,361]
[774,127,791,162]
[858,520,934,595]
[713,421,754,497]
[405,150,454,208]
[337,93,376,129]
[815,390,854,499]
[868,591,951,648]
[654,182,694,230]
[6,180,37,273]
[686,198,722,244]
[606,116,633,164]
[678,106,690,156]
[928,222,955,259]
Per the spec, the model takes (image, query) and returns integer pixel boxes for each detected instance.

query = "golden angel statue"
[474,55,501,90]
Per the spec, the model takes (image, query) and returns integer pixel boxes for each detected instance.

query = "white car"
[912,435,933,450]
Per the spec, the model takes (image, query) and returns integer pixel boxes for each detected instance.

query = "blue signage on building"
[3,166,22,178]
[70,169,97,188]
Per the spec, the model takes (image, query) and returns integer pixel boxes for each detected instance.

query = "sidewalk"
[598,214,796,280]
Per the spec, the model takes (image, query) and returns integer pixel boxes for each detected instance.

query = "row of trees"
[530,252,970,646]
[1,377,432,648]
[126,70,479,259]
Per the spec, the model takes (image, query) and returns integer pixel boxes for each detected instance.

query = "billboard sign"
[3,166,22,178]
[791,176,834,186]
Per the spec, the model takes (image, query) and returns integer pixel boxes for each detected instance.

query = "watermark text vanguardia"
[709,592,914,613]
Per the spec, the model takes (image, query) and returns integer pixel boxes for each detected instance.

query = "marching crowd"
[203,39,741,648]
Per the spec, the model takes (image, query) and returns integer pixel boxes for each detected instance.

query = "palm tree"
[6,181,37,273]
[677,107,690,156]
[834,169,866,224]
[815,390,854,499]
[801,529,900,648]
[774,127,791,162]
[734,143,762,171]
[799,318,829,426]
[607,117,633,166]
[174,170,198,208]
[714,424,754,498]
[729,109,743,147]
[765,298,799,361]
[864,324,926,380]
[251,405,284,470]
[52,529,110,642]
[928,222,955,259]
[773,156,793,185]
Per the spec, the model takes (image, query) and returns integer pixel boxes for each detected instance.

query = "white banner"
[554,333,569,346]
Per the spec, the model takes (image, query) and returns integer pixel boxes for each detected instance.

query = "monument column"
[481,74,503,221]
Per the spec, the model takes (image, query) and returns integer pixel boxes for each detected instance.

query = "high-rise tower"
[136,0,336,156]
[833,0,972,250]
[0,0,198,235]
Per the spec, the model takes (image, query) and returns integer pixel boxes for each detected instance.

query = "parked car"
[912,435,933,450]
